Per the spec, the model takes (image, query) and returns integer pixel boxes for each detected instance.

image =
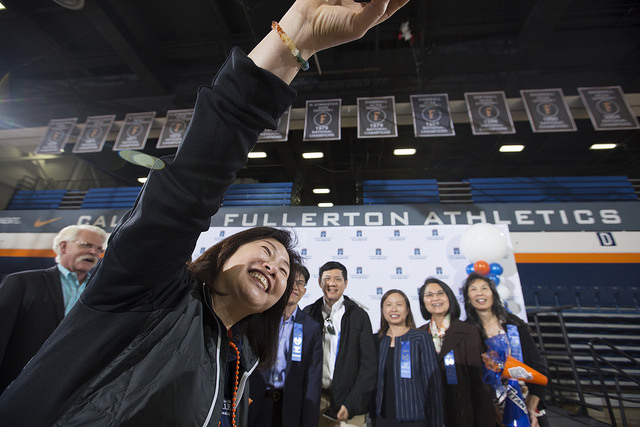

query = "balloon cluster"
[465,261,503,284]
[460,223,511,302]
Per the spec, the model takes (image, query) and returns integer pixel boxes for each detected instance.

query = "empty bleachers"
[5,182,294,210]
[81,187,141,209]
[6,189,68,210]
[468,176,637,203]
[221,182,293,206]
[522,283,640,312]
[528,307,640,424]
[363,179,440,204]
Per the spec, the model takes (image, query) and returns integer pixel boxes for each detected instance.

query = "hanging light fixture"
[52,0,85,10]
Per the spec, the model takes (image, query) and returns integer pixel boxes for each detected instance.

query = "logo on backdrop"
[389,229,406,241]
[351,229,368,241]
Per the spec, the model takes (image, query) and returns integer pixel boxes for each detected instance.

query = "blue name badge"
[291,323,303,362]
[507,324,523,362]
[400,341,411,379]
[444,350,457,385]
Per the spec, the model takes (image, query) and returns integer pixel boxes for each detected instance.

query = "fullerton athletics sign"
[0,202,638,233]
[216,204,628,231]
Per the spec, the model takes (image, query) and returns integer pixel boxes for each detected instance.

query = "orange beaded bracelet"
[271,21,310,71]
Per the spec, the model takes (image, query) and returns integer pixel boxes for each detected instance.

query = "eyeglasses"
[293,280,306,289]
[321,276,344,285]
[324,317,336,335]
[424,290,446,299]
[73,241,104,254]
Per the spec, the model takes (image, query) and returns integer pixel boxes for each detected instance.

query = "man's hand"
[336,404,349,421]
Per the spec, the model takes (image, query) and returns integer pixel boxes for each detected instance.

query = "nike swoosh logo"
[34,217,63,227]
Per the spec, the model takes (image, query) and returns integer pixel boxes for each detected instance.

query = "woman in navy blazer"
[418,278,495,427]
[373,289,443,427]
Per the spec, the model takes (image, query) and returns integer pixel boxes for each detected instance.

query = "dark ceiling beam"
[518,0,573,49]
[0,0,92,78]
[81,0,168,94]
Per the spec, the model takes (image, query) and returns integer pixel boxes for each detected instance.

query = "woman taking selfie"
[418,278,495,427]
[0,0,410,425]
[372,289,443,427]
[462,273,548,427]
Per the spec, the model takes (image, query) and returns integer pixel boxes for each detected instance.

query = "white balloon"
[497,283,511,301]
[460,223,509,263]
[506,301,522,315]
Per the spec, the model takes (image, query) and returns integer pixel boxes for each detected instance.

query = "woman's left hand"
[526,395,541,427]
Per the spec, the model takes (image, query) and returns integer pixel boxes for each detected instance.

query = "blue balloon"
[490,263,504,275]
[466,263,475,275]
[488,273,500,285]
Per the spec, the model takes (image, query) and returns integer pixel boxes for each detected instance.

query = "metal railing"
[589,338,640,427]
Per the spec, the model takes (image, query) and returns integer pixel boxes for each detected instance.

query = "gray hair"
[53,225,108,263]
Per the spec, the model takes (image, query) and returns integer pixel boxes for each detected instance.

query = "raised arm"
[249,0,410,84]
[85,0,411,308]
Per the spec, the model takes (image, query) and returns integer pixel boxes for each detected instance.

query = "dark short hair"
[378,289,416,338]
[318,261,347,281]
[297,265,310,284]
[188,226,301,368]
[418,277,461,321]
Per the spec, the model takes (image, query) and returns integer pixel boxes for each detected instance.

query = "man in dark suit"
[303,261,376,427]
[0,224,107,394]
[249,265,322,427]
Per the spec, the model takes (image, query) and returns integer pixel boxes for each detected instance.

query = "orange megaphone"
[501,355,548,385]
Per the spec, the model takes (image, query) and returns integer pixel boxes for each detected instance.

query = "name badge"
[507,324,523,362]
[291,323,303,362]
[444,350,457,385]
[400,341,411,379]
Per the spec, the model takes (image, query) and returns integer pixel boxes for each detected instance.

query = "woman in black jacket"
[0,0,410,425]
[463,273,549,427]
[418,278,495,427]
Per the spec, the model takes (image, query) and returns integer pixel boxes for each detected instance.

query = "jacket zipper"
[202,318,222,426]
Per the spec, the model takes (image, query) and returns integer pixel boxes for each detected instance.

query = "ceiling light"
[0,3,6,11]
[137,177,147,184]
[590,143,617,150]
[499,145,525,153]
[318,202,334,207]
[302,152,324,159]
[393,148,416,156]
[248,151,267,158]
[52,0,85,10]
[313,188,330,194]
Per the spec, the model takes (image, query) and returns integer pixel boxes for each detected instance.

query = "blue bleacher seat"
[7,189,67,210]
[469,176,636,203]
[363,179,440,204]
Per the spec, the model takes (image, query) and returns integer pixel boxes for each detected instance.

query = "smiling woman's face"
[218,238,290,316]
[466,278,494,312]
[382,292,409,327]
[424,282,450,317]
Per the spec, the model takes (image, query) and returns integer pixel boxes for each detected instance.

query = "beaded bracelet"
[271,21,310,71]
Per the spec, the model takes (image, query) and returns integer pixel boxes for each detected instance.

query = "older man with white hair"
[0,224,107,395]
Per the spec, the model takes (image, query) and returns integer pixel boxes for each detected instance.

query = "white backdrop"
[192,224,526,330]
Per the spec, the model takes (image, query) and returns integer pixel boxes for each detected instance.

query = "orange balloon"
[473,260,490,275]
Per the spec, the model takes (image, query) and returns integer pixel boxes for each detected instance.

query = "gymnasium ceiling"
[0,0,639,205]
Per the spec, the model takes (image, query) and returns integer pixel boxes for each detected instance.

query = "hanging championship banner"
[357,96,398,138]
[113,111,156,151]
[156,109,193,149]
[578,86,640,130]
[464,91,516,135]
[35,118,77,154]
[72,115,115,153]
[410,94,455,137]
[258,107,291,142]
[303,99,341,141]
[520,89,577,133]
